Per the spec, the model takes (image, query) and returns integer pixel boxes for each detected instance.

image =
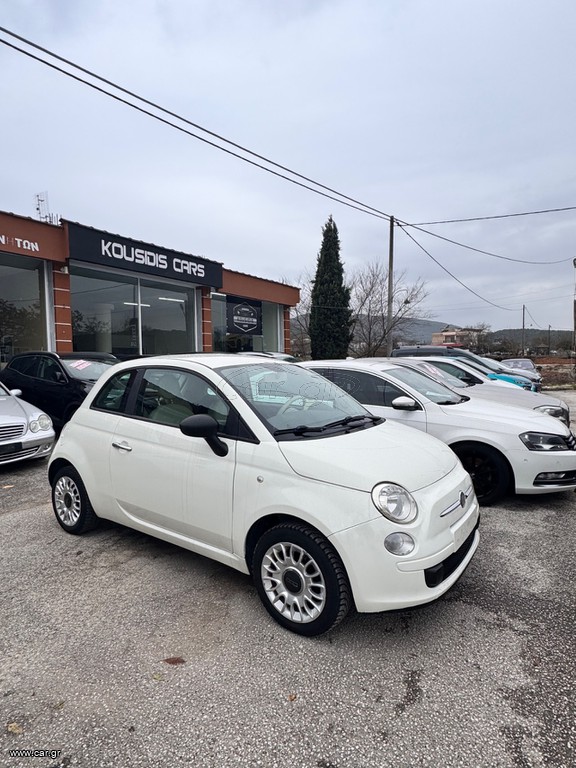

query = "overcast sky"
[2,0,576,334]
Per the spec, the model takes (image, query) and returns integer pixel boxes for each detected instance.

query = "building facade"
[0,210,299,364]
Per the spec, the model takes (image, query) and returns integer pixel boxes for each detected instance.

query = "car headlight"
[371,482,418,523]
[29,414,53,432]
[519,432,573,451]
[534,405,569,425]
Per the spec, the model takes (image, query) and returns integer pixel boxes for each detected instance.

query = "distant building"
[431,325,483,348]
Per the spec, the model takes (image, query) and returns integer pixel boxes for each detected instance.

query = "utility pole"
[521,305,525,356]
[385,216,395,356]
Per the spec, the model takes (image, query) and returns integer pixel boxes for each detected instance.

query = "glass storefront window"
[70,268,197,357]
[140,280,196,355]
[0,253,47,364]
[210,295,282,354]
[262,301,281,352]
[211,293,227,353]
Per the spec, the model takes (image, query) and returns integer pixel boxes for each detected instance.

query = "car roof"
[301,358,399,371]
[110,353,295,372]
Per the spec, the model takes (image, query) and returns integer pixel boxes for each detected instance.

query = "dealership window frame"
[0,251,52,363]
[68,262,203,357]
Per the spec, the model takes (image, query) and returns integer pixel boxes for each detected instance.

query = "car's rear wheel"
[452,442,511,506]
[51,465,99,534]
[252,523,352,636]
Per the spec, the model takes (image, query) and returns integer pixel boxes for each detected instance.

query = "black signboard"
[66,221,222,288]
[226,297,262,336]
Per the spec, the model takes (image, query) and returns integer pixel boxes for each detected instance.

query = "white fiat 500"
[48,355,479,637]
[301,359,576,506]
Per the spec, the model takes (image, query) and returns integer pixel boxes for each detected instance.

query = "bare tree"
[349,261,429,357]
[288,269,314,359]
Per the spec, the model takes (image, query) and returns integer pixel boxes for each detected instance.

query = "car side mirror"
[179,414,229,457]
[10,389,22,397]
[391,396,419,411]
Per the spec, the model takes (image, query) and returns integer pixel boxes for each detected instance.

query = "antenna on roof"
[34,192,60,225]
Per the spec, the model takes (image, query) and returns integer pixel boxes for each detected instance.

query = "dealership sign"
[226,298,262,335]
[66,222,222,287]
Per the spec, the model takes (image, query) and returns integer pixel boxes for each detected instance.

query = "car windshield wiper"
[273,424,327,436]
[273,415,382,437]
[322,414,383,429]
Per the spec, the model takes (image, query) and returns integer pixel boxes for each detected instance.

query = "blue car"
[453,357,536,390]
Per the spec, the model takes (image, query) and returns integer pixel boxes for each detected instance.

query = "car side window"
[9,355,40,377]
[331,370,384,407]
[135,369,231,430]
[37,357,65,383]
[92,371,135,413]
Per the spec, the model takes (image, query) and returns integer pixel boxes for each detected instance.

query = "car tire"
[51,465,99,534]
[252,523,352,636]
[452,442,511,506]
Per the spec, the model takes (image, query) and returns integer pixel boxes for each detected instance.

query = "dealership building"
[0,210,299,364]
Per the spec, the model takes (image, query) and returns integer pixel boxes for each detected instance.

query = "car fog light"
[384,532,415,556]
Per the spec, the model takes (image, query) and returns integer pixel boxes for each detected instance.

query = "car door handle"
[112,441,133,452]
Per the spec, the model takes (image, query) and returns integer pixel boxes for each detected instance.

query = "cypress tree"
[309,216,353,359]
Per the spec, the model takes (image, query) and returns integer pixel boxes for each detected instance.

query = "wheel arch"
[449,439,515,492]
[48,457,76,485]
[244,513,348,578]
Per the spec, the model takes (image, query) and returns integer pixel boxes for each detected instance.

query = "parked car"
[300,359,576,505]
[395,356,570,425]
[0,352,118,428]
[0,381,54,465]
[480,356,542,390]
[48,354,479,636]
[391,346,538,390]
[501,358,542,374]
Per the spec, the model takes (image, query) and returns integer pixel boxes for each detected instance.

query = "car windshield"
[503,358,535,371]
[217,362,377,435]
[61,358,117,381]
[0,381,10,396]
[384,366,463,404]
[411,362,468,389]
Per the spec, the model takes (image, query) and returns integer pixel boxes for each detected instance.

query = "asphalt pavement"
[1,392,576,768]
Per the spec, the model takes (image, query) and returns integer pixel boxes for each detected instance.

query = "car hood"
[468,384,565,410]
[0,394,28,421]
[437,397,569,435]
[278,419,459,493]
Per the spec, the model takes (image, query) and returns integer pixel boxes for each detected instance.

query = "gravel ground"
[1,392,575,768]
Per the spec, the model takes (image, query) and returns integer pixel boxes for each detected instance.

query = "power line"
[0,24,572,323]
[0,26,394,224]
[396,220,573,265]
[398,225,514,311]
[410,206,576,225]
[1,26,572,269]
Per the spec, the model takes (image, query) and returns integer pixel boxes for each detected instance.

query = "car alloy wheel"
[252,523,351,636]
[52,465,99,534]
[453,442,510,506]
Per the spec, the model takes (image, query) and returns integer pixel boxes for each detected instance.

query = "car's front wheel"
[452,442,511,506]
[51,465,99,534]
[252,523,352,636]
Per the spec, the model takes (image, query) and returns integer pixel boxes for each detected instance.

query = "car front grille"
[0,446,40,463]
[0,424,26,440]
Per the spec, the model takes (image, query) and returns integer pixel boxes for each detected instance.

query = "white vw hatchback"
[48,355,479,636]
[301,359,576,506]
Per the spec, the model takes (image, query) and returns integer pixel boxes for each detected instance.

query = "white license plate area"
[451,510,477,551]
